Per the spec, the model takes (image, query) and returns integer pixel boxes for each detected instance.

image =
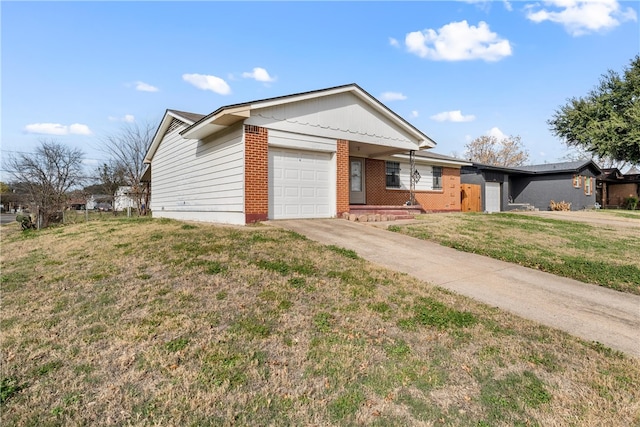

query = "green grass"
[1,217,639,425]
[395,212,640,294]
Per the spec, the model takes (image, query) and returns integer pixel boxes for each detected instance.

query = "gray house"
[461,160,601,212]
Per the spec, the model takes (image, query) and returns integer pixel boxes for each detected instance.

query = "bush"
[623,196,638,210]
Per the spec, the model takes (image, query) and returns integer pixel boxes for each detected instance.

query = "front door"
[349,157,365,204]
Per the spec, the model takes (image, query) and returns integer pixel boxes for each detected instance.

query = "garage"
[268,148,333,219]
[485,182,501,213]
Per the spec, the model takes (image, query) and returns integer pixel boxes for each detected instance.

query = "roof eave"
[392,153,471,167]
[180,106,251,140]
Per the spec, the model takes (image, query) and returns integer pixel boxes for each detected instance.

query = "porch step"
[345,205,424,222]
[507,203,538,212]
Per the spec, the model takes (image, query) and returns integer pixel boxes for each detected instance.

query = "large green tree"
[549,55,640,165]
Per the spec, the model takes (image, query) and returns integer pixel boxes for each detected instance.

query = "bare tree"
[465,135,530,167]
[101,121,154,214]
[5,140,85,227]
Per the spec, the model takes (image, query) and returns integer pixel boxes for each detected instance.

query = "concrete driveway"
[270,218,640,358]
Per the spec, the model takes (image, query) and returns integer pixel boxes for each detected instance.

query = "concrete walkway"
[270,218,640,358]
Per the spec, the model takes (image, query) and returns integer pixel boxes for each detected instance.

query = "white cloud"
[24,122,92,136]
[108,114,135,123]
[242,67,276,83]
[68,124,92,135]
[182,73,231,95]
[380,91,407,101]
[389,37,400,47]
[430,110,476,122]
[487,126,507,140]
[462,0,512,11]
[82,159,99,166]
[411,110,419,118]
[526,0,637,36]
[135,81,159,92]
[405,20,512,61]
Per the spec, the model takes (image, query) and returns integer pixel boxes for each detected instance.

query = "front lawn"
[1,217,639,425]
[390,212,640,294]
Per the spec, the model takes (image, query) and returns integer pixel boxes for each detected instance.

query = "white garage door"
[485,182,501,213]
[269,148,332,219]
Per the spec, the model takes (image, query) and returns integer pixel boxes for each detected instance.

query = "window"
[584,176,592,195]
[386,161,400,188]
[432,166,442,190]
[572,175,581,188]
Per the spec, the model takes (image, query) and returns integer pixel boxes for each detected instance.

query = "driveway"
[270,218,640,358]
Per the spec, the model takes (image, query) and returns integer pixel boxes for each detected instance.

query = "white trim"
[268,130,337,153]
[181,107,250,140]
[145,110,197,163]
[391,153,471,168]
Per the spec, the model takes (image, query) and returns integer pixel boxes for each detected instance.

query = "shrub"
[623,196,638,210]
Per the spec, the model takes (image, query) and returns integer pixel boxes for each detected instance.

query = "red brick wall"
[244,125,268,223]
[336,140,350,215]
[415,168,460,211]
[364,159,460,211]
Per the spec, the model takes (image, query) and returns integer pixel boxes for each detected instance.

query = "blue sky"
[2,0,639,178]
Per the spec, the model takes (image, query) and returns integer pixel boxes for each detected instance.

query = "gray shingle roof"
[515,160,592,173]
[415,150,467,162]
[167,109,205,124]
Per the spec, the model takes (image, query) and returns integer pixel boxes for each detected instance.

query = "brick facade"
[364,159,460,211]
[607,183,638,207]
[244,125,269,223]
[336,140,350,216]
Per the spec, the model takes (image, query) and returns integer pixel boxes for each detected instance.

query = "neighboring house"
[461,160,601,212]
[143,84,469,225]
[597,167,640,208]
[86,195,112,211]
[114,186,137,211]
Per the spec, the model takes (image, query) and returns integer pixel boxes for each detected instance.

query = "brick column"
[336,139,350,215]
[244,125,269,223]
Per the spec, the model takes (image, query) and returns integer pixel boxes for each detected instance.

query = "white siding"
[246,92,420,151]
[150,123,245,224]
[268,129,336,153]
[393,161,439,191]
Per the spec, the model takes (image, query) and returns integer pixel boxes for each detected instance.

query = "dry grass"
[1,217,639,426]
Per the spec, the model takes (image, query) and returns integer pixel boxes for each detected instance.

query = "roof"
[167,109,205,123]
[145,109,204,164]
[389,150,471,168]
[515,160,599,173]
[415,150,467,162]
[180,83,436,148]
[466,160,601,176]
[625,166,640,175]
